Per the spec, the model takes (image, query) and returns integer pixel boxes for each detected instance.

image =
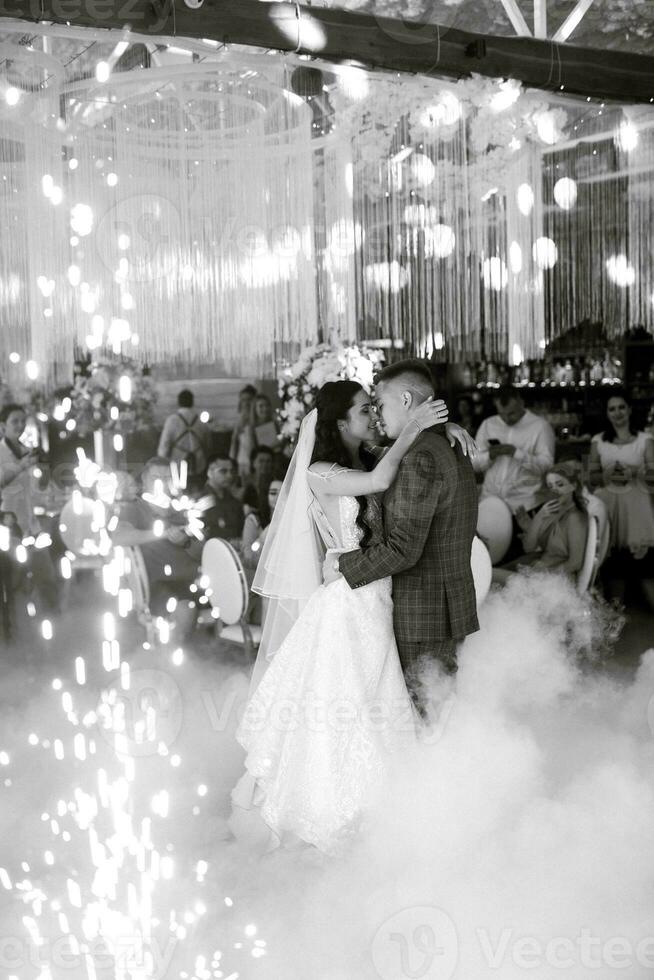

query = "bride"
[230,380,471,854]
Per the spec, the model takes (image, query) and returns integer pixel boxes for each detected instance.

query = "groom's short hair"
[375,359,436,401]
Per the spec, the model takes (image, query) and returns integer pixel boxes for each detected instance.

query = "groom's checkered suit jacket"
[339,426,479,645]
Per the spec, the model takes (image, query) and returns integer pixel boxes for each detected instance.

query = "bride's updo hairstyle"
[310,379,371,545]
[310,380,363,469]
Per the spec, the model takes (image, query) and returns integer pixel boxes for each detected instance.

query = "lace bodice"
[338,495,363,550]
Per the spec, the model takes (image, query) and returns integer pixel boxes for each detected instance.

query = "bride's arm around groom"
[326,361,480,688]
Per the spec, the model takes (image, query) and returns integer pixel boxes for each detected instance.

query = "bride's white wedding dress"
[231,494,415,854]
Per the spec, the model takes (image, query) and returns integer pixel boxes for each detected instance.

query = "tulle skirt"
[230,576,415,854]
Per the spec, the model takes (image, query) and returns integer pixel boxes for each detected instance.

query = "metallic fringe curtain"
[1,28,654,389]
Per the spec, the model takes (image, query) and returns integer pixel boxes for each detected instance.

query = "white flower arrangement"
[277,342,385,444]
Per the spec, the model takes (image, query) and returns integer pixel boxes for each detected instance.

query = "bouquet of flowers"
[277,342,384,444]
[69,356,157,437]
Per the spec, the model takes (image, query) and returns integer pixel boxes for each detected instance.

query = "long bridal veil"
[247,408,324,696]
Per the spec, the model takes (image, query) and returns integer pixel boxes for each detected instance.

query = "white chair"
[576,514,600,595]
[471,535,492,607]
[59,497,105,574]
[121,545,154,639]
[584,491,610,567]
[201,538,261,662]
[477,495,513,565]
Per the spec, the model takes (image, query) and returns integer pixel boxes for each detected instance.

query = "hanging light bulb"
[616,120,638,153]
[534,109,564,145]
[95,61,110,83]
[517,183,534,216]
[553,177,577,210]
[482,257,508,291]
[409,153,435,187]
[533,237,558,270]
[425,224,455,259]
[509,241,523,274]
[606,254,635,287]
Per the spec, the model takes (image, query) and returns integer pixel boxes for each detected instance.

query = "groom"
[324,359,479,709]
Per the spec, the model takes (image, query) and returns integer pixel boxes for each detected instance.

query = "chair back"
[577,515,599,595]
[123,545,150,610]
[471,535,492,607]
[477,495,513,565]
[201,538,249,625]
[59,497,102,556]
[584,492,610,566]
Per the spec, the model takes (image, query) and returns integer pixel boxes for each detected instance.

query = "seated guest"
[474,387,555,560]
[112,457,199,631]
[251,393,279,449]
[157,389,210,489]
[241,477,283,626]
[493,462,588,584]
[200,455,244,545]
[0,403,59,613]
[454,395,477,436]
[242,478,283,575]
[589,390,654,608]
[230,385,258,480]
[240,445,275,525]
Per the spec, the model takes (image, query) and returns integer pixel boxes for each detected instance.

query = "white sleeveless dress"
[593,431,654,551]
[231,495,415,854]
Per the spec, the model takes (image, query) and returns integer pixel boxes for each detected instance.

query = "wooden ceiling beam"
[1,0,654,104]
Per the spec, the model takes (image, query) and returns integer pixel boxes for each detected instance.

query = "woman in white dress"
[229,381,472,854]
[590,390,654,606]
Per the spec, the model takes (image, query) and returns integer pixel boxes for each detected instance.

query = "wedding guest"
[251,394,279,449]
[0,404,60,612]
[241,478,284,625]
[112,457,199,632]
[200,455,244,545]
[474,387,555,560]
[454,395,476,435]
[230,385,258,480]
[242,478,283,575]
[493,462,588,584]
[646,402,654,439]
[475,388,556,511]
[158,389,209,487]
[239,445,275,525]
[589,390,654,607]
[0,404,40,536]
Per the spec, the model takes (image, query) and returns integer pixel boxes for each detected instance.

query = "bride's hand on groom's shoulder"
[411,397,449,431]
[445,423,477,458]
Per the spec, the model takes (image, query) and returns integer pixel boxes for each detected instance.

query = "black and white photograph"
[0,1,654,977]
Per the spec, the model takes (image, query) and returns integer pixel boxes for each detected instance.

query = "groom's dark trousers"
[339,426,479,711]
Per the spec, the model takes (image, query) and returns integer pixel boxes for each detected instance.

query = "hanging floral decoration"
[277,342,385,443]
[68,357,157,437]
